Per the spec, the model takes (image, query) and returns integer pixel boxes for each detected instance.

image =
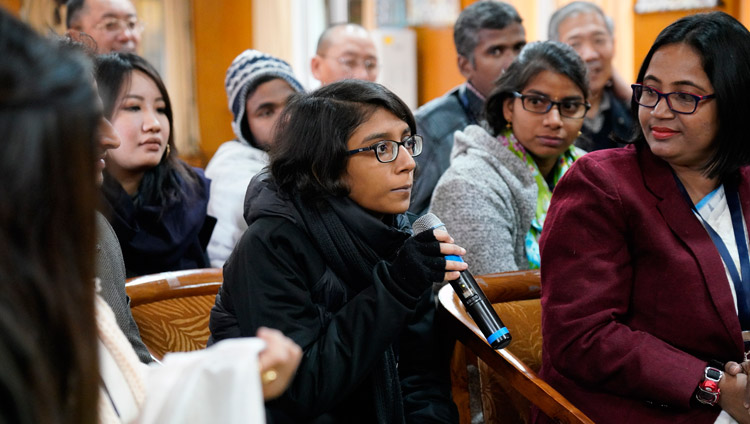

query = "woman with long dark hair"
[95,53,214,277]
[538,12,750,423]
[210,79,464,423]
[0,8,100,424]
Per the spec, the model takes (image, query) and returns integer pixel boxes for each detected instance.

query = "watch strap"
[695,366,723,407]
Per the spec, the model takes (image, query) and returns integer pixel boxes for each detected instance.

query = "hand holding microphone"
[412,213,512,350]
[389,229,469,298]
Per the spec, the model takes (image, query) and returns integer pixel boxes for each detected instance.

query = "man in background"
[66,0,141,53]
[410,1,526,216]
[205,50,305,267]
[549,1,632,151]
[310,23,379,85]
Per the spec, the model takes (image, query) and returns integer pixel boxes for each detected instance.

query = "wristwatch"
[695,366,723,406]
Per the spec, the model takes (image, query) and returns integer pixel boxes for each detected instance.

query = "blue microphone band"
[413,213,512,350]
[487,327,510,345]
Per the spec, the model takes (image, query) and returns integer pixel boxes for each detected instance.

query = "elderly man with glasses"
[66,0,142,53]
[310,23,379,86]
[548,1,632,152]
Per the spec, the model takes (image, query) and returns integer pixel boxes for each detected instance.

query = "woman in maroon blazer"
[537,12,750,424]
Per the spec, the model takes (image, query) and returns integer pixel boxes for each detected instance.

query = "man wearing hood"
[205,50,305,267]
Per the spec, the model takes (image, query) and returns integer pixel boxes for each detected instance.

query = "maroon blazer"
[535,144,747,423]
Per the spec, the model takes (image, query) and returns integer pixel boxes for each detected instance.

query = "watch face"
[706,367,722,381]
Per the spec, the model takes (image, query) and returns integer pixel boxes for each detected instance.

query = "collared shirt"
[575,87,632,152]
[583,89,611,135]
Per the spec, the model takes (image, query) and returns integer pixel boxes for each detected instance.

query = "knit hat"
[225,49,305,146]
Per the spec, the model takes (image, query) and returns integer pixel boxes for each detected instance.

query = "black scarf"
[100,171,213,277]
[292,194,410,424]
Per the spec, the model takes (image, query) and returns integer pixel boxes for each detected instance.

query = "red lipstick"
[651,126,679,140]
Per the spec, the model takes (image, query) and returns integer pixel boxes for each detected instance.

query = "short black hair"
[454,1,522,63]
[270,79,416,199]
[631,11,750,179]
[65,0,86,28]
[484,41,589,135]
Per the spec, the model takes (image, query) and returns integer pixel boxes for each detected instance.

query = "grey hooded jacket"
[429,125,537,276]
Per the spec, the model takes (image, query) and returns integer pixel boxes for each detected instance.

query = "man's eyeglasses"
[93,17,144,35]
[347,135,423,163]
[512,92,590,119]
[631,84,715,115]
[326,55,378,75]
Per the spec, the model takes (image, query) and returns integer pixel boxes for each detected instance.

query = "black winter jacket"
[209,174,458,423]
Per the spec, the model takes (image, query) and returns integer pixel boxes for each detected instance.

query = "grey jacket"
[429,125,536,276]
[95,212,152,363]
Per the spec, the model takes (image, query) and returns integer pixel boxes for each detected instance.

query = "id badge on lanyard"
[674,175,750,355]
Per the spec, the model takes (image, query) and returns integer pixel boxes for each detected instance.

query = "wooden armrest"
[125,268,223,307]
[438,283,593,424]
[473,269,541,303]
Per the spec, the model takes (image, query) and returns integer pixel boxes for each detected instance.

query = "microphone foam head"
[412,213,446,235]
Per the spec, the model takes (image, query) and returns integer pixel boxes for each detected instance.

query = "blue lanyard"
[674,176,750,329]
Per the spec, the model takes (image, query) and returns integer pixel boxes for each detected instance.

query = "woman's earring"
[578,130,582,137]
[506,121,512,130]
[165,144,171,157]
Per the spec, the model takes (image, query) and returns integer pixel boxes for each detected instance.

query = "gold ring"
[261,369,278,385]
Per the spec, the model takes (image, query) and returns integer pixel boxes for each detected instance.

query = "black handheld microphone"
[413,213,511,350]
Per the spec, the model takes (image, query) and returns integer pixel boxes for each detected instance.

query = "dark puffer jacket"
[208,173,458,424]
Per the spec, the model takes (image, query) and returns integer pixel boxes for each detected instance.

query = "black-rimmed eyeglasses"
[631,84,715,115]
[512,92,590,119]
[347,135,423,163]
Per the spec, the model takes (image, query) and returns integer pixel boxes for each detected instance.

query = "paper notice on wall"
[634,0,719,13]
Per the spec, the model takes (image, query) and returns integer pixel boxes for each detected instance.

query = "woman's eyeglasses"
[512,92,590,119]
[631,84,715,115]
[347,134,423,163]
